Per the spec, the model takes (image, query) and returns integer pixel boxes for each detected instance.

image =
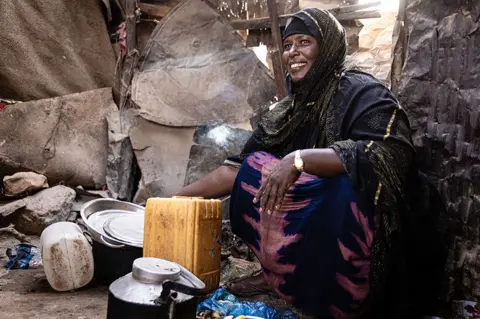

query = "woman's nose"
[287,45,298,57]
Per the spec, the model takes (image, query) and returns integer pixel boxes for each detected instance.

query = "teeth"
[291,63,306,69]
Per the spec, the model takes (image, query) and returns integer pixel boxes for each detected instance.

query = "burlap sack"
[0,0,116,101]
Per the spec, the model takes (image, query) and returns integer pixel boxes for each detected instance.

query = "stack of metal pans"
[80,198,146,284]
[81,198,145,248]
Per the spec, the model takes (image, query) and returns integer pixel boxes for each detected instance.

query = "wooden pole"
[267,0,287,99]
[230,1,381,30]
[118,0,140,112]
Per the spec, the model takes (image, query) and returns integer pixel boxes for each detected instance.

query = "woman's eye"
[301,40,310,45]
[284,44,292,50]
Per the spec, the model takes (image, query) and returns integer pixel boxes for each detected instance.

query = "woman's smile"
[289,62,308,72]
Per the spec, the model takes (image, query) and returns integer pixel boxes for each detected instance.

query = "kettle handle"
[176,263,206,290]
[158,263,208,302]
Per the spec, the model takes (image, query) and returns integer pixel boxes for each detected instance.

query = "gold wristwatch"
[293,150,304,173]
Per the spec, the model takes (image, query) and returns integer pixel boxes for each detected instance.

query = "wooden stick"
[326,1,381,14]
[0,224,30,243]
[267,0,287,99]
[336,10,381,21]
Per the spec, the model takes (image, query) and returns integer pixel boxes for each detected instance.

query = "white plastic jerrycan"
[40,222,94,291]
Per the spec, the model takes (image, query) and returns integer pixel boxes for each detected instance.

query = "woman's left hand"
[254,152,299,215]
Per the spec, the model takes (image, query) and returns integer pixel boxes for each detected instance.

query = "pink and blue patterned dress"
[230,151,375,318]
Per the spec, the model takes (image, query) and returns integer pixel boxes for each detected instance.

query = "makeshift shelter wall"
[393,0,480,299]
[0,0,116,101]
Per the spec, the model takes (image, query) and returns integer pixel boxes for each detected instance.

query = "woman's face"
[282,34,319,83]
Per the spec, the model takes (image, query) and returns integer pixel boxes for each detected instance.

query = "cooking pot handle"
[83,232,93,246]
[99,234,125,249]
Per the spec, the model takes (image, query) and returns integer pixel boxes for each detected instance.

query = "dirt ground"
[0,235,310,319]
[0,236,108,319]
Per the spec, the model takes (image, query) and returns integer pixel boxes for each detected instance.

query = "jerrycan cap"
[132,257,181,284]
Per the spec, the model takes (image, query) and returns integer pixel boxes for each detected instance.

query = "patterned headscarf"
[258,8,348,153]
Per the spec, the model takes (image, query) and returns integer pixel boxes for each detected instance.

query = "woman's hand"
[254,152,299,215]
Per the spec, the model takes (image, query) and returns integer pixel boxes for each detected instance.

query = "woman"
[179,8,449,319]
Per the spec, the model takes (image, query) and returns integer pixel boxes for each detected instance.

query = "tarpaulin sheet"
[131,0,276,127]
[0,88,117,189]
[0,0,116,101]
[393,0,480,299]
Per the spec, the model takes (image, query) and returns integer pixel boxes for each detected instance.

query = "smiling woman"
[178,7,449,319]
[281,18,320,82]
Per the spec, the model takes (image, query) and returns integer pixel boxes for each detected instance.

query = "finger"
[266,183,278,215]
[278,183,291,209]
[253,184,264,204]
[254,176,268,203]
[260,181,272,213]
[274,185,285,211]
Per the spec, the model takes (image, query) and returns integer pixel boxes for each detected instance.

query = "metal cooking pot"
[80,198,145,285]
[107,257,208,319]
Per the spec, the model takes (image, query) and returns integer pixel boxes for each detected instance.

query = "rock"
[3,186,76,235]
[0,200,26,218]
[3,172,48,196]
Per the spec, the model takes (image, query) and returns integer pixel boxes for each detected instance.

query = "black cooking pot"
[91,236,143,285]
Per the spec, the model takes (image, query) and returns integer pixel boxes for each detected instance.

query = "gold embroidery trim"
[374,182,382,206]
[383,109,398,140]
[364,140,374,152]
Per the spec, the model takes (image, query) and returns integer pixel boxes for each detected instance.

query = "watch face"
[294,158,303,168]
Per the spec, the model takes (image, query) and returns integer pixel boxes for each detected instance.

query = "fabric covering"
[0,0,116,101]
[0,88,117,189]
[230,152,374,318]
[130,0,276,127]
[226,8,450,318]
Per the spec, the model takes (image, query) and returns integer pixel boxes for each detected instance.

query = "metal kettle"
[106,257,208,319]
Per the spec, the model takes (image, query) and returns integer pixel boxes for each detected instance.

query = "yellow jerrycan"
[143,196,222,293]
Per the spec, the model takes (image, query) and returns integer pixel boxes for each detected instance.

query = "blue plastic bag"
[4,244,42,270]
[197,288,298,319]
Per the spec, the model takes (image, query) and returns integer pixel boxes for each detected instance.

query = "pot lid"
[103,214,144,246]
[132,257,181,284]
[87,209,135,238]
